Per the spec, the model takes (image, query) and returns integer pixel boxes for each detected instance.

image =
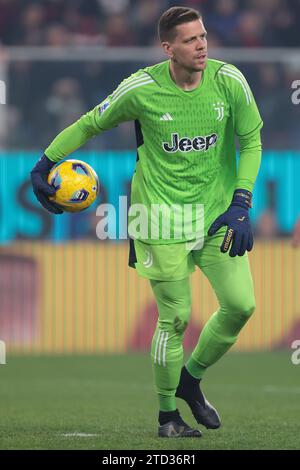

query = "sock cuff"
[185,357,207,380]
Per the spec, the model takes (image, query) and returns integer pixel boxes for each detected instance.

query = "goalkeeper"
[31,6,263,438]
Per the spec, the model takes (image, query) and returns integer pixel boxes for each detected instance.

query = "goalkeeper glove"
[208,189,253,257]
[30,154,63,214]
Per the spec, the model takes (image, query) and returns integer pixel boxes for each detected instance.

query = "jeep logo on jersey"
[163,132,218,153]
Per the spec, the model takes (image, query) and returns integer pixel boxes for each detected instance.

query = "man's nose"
[196,38,205,49]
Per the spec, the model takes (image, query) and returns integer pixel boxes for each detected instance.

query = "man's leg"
[188,253,255,376]
[150,278,201,437]
[177,244,255,428]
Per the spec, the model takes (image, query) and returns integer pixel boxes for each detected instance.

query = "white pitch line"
[61,433,99,437]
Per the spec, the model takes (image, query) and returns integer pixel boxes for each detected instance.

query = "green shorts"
[128,229,228,281]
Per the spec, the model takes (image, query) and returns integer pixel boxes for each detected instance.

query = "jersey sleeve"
[78,70,154,133]
[217,63,263,136]
[45,71,154,162]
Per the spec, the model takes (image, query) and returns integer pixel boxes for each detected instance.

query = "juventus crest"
[213,102,225,121]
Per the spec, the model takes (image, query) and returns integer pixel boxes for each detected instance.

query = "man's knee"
[226,296,256,321]
[244,299,256,317]
[237,298,256,322]
[173,310,190,334]
[158,303,191,335]
[152,279,191,331]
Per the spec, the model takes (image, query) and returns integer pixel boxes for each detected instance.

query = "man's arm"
[45,69,154,162]
[45,86,139,162]
[44,116,101,163]
[232,63,263,194]
[208,65,263,256]
[31,70,149,212]
[236,127,262,193]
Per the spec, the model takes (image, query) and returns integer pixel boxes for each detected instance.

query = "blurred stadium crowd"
[0,0,299,150]
[1,0,299,47]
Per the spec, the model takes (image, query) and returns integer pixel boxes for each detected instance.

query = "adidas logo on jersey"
[162,132,218,153]
[160,113,173,121]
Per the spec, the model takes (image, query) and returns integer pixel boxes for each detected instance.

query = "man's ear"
[161,41,174,59]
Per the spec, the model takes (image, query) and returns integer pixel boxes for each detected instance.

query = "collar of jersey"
[165,61,206,97]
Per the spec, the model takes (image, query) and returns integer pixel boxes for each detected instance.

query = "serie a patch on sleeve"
[99,101,110,114]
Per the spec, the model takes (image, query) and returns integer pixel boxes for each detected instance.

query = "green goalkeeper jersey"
[45,59,263,244]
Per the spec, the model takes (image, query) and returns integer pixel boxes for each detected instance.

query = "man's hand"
[208,189,253,257]
[30,155,63,214]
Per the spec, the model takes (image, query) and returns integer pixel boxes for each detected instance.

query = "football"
[47,159,99,212]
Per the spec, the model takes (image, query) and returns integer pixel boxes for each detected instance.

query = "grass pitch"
[0,351,299,450]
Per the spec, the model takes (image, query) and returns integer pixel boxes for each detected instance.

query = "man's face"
[163,19,208,72]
